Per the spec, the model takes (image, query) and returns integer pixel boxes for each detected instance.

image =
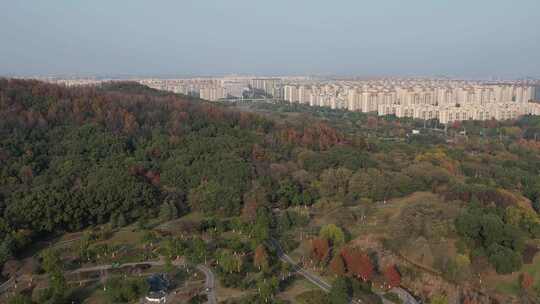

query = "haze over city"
[1,0,539,78]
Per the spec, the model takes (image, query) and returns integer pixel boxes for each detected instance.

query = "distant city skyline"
[1,1,539,78]
[6,73,540,80]
[46,75,540,124]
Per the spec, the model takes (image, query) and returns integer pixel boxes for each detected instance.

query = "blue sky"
[1,0,539,78]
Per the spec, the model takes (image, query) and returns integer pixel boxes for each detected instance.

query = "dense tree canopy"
[2,79,540,297]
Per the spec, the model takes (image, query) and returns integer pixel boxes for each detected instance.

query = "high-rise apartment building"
[250,78,282,98]
[282,80,540,124]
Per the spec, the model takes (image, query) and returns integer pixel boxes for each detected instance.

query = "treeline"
[455,201,540,274]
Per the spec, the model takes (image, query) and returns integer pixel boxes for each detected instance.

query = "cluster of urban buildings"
[283,80,540,124]
[43,77,105,87]
[39,76,540,124]
[138,77,296,101]
[139,78,230,100]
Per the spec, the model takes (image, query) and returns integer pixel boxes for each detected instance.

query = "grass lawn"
[157,212,205,232]
[221,230,251,243]
[102,227,145,245]
[277,277,319,302]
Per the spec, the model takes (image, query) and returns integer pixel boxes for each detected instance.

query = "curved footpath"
[0,258,217,304]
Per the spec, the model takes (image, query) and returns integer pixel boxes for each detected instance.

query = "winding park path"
[0,258,217,304]
[70,260,218,304]
[196,264,217,304]
[0,231,218,303]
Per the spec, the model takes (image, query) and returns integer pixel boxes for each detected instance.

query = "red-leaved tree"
[329,254,346,276]
[311,238,331,264]
[520,272,533,290]
[341,247,374,281]
[383,264,401,288]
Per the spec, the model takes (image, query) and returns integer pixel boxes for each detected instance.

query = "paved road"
[268,239,332,292]
[280,251,332,292]
[389,287,420,304]
[70,259,176,274]
[0,277,13,293]
[268,239,374,304]
[196,264,217,304]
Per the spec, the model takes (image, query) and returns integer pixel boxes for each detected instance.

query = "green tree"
[487,244,522,274]
[39,249,66,304]
[348,168,388,201]
[163,237,184,259]
[319,168,352,198]
[454,254,471,281]
[217,249,243,273]
[257,276,279,302]
[456,206,526,273]
[430,294,448,304]
[253,208,272,244]
[188,180,242,216]
[329,276,351,304]
[187,237,207,264]
[320,224,345,247]
[188,294,208,304]
[533,198,540,214]
[164,255,174,273]
[479,214,504,247]
[0,238,14,265]
[276,179,301,207]
[137,215,149,231]
[41,248,63,274]
[159,202,177,221]
[105,277,149,303]
[117,213,127,227]
[77,232,92,262]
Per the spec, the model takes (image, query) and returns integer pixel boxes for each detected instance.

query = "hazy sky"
[1,1,539,78]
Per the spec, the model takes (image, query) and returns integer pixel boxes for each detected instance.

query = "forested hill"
[2,79,540,284]
[0,79,342,261]
[0,79,271,230]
